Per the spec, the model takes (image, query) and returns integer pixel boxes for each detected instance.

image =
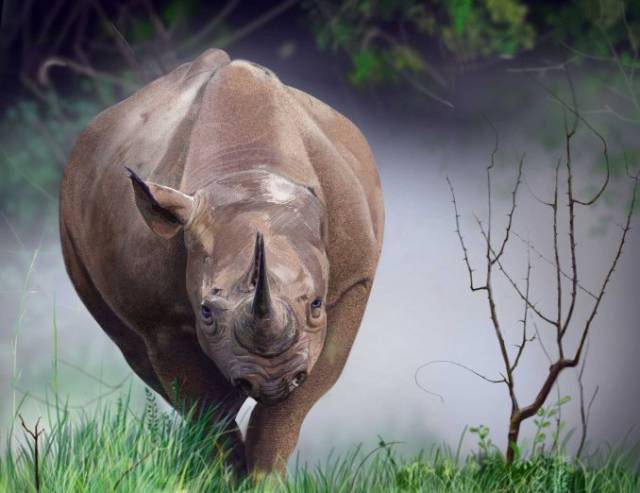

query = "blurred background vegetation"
[0,0,638,236]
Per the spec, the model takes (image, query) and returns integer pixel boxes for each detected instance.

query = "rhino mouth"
[256,379,291,404]
[229,358,308,405]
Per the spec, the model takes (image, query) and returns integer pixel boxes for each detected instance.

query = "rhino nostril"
[233,378,253,394]
[292,371,307,387]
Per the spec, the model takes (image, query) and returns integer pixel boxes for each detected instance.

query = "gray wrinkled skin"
[59,49,384,476]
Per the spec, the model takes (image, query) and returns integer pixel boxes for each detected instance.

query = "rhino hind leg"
[60,223,168,401]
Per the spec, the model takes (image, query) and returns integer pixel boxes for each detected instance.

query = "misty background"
[1,1,639,468]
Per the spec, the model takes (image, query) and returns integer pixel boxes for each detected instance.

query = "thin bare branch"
[349,441,405,492]
[572,175,638,365]
[399,70,455,109]
[582,106,640,123]
[178,0,241,54]
[533,322,553,364]
[216,0,300,49]
[141,0,177,71]
[541,84,611,207]
[512,230,598,300]
[477,138,519,407]
[504,56,579,74]
[88,0,145,82]
[37,56,129,88]
[59,359,128,389]
[551,157,565,356]
[576,342,599,459]
[523,171,554,207]
[475,218,558,327]
[416,360,505,385]
[447,177,487,292]
[492,154,525,264]
[112,448,161,491]
[511,246,533,372]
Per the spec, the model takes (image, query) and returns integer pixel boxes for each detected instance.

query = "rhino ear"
[126,167,194,239]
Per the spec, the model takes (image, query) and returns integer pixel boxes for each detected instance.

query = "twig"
[576,342,599,459]
[38,56,130,89]
[446,177,487,292]
[582,106,640,123]
[533,323,553,364]
[571,173,638,364]
[511,246,533,372]
[551,157,563,356]
[492,154,525,264]
[416,360,505,386]
[540,83,611,207]
[511,230,598,300]
[112,448,160,491]
[60,359,130,389]
[504,57,579,74]
[19,415,44,492]
[476,220,558,327]
[349,440,404,491]
[215,0,299,49]
[177,0,241,54]
[88,0,145,82]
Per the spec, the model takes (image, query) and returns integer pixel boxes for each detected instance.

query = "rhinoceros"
[59,48,384,475]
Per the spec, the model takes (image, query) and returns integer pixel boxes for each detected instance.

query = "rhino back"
[60,49,231,328]
[180,59,323,194]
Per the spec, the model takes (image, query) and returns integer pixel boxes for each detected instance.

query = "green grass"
[1,392,639,493]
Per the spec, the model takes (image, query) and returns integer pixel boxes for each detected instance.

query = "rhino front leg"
[146,333,248,475]
[244,281,372,474]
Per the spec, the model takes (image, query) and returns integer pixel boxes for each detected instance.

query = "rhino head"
[127,168,328,404]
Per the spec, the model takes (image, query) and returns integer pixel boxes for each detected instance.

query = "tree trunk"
[506,412,521,463]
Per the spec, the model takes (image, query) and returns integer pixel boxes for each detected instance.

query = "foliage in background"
[0,1,296,235]
[303,0,639,104]
[0,84,129,234]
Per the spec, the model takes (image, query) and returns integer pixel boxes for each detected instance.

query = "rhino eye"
[201,304,213,322]
[310,298,323,318]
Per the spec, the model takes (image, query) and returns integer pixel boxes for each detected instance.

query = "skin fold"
[59,48,384,476]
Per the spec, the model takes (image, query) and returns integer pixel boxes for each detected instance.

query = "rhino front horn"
[234,232,297,357]
[251,231,272,320]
